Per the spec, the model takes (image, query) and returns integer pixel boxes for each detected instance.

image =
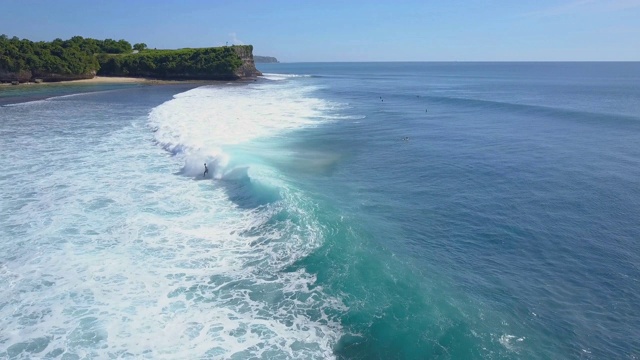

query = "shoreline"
[0,76,255,106]
[0,76,216,87]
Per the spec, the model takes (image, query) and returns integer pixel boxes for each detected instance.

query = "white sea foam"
[46,90,117,100]
[498,334,525,352]
[149,81,335,179]
[0,80,346,358]
[1,89,119,107]
[1,99,50,107]
[261,73,312,81]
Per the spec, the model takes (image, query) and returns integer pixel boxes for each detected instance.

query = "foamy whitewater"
[1,80,347,359]
[2,62,640,359]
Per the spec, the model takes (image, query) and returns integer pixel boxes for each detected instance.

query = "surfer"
[203,163,208,177]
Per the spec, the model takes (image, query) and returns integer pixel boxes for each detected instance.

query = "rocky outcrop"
[0,69,96,83]
[32,71,96,82]
[0,69,32,83]
[233,45,262,78]
[254,56,279,63]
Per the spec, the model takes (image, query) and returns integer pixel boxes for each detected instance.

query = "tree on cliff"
[0,35,99,77]
[99,39,132,54]
[133,43,147,52]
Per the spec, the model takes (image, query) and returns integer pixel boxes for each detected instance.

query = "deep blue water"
[1,63,639,359]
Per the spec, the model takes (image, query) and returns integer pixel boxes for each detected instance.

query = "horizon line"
[265,60,640,64]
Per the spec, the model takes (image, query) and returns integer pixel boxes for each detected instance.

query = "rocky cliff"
[1,44,261,83]
[233,46,263,78]
[0,69,96,83]
[96,45,261,80]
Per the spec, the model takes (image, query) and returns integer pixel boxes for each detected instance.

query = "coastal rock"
[233,46,263,78]
[0,69,32,83]
[0,69,96,83]
[31,71,96,82]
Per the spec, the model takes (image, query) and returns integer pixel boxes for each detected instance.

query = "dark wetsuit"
[203,163,208,177]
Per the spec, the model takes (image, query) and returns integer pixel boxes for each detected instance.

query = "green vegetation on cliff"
[97,47,244,79]
[0,35,131,78]
[0,35,255,82]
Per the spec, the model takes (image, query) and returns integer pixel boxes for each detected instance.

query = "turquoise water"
[1,63,639,359]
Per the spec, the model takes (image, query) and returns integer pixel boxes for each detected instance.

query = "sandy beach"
[1,76,209,87]
[0,75,221,105]
[62,76,201,85]
[60,76,150,84]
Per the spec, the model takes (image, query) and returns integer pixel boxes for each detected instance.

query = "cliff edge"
[233,45,263,78]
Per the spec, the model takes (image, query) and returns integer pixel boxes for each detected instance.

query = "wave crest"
[148,82,337,179]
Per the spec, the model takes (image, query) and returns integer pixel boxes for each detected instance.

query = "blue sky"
[3,0,639,61]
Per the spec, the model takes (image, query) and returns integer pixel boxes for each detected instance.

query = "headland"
[0,35,262,84]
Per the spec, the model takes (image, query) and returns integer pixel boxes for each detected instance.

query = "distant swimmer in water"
[402,136,410,141]
[203,163,209,177]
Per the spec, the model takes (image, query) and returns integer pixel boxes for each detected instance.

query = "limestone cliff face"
[0,69,32,82]
[233,45,262,78]
[0,69,96,83]
[32,71,96,82]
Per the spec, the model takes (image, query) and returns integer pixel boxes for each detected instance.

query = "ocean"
[1,62,639,359]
